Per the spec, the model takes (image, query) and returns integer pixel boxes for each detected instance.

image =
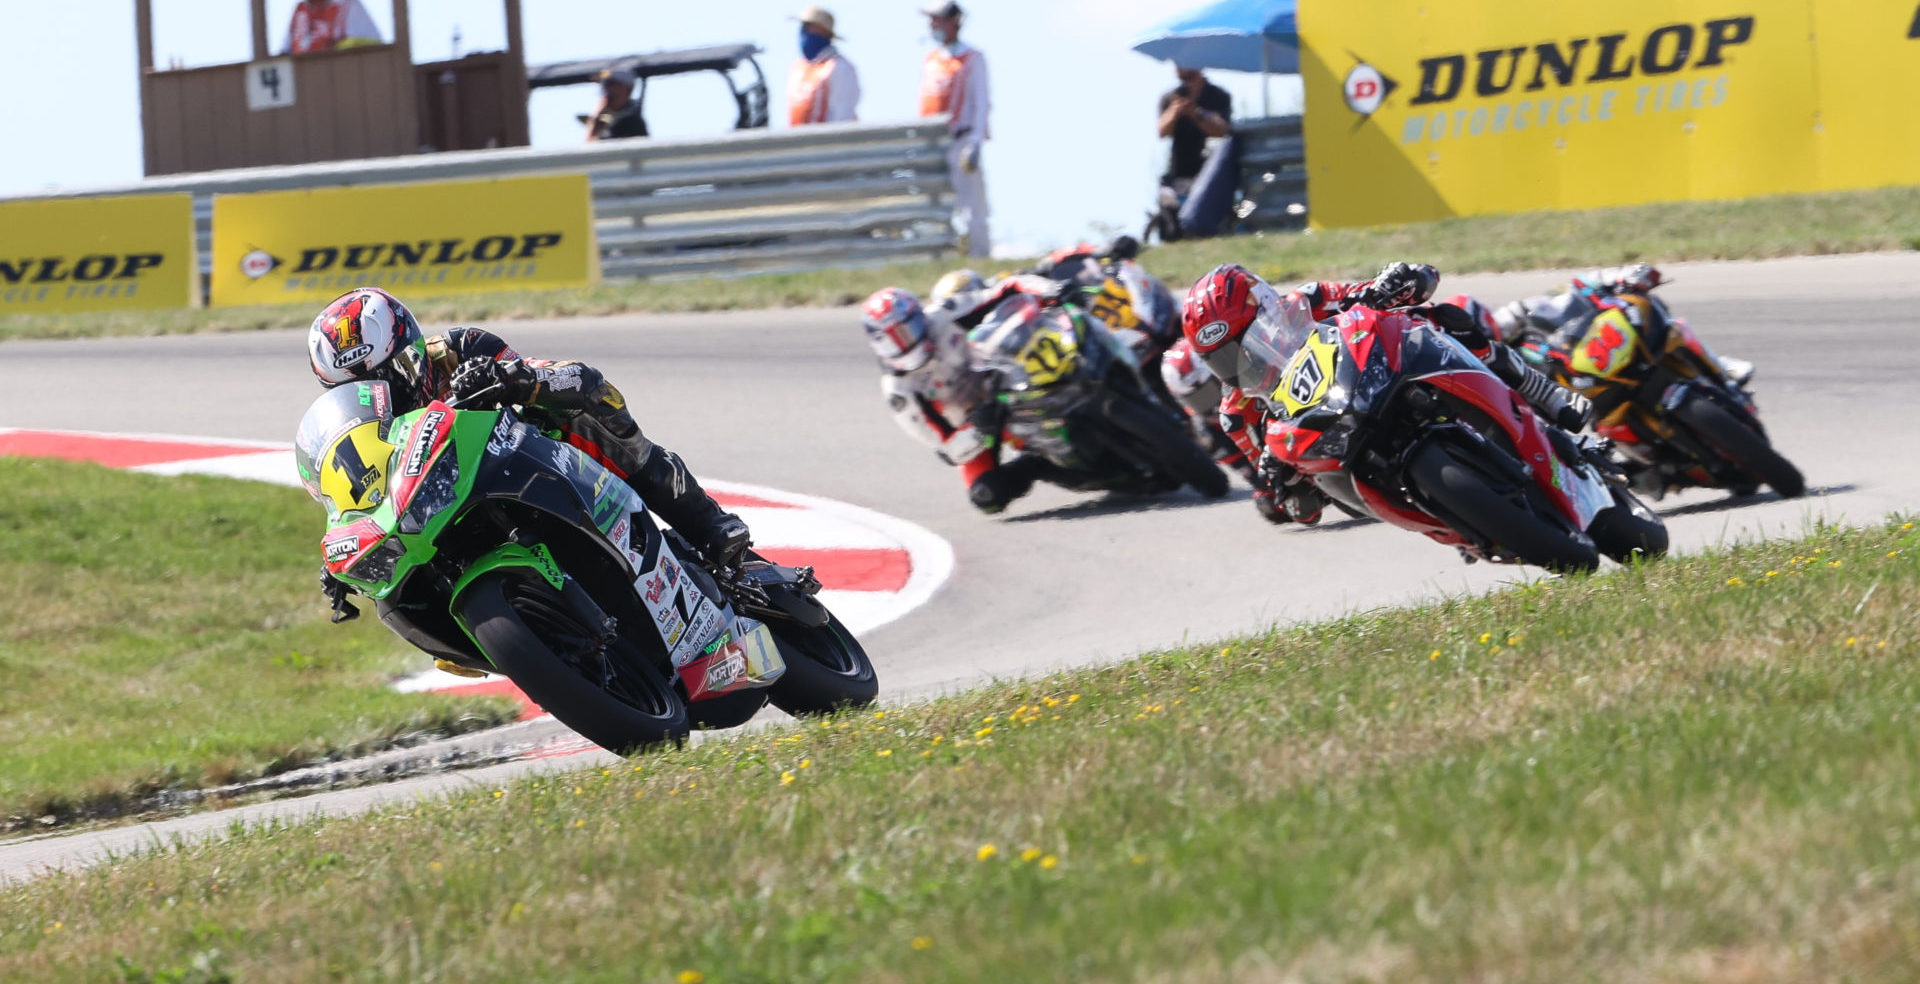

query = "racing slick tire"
[459,571,690,753]
[1104,393,1231,499]
[1407,442,1600,573]
[1587,487,1670,565]
[767,611,879,717]
[1673,396,1805,499]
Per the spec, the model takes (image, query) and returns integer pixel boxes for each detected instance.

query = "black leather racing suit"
[422,327,744,555]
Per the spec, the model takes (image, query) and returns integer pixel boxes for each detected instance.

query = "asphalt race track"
[3,252,1916,879]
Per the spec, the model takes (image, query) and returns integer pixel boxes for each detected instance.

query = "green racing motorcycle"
[294,380,878,754]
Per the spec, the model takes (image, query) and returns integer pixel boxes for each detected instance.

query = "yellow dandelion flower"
[873,710,886,719]
[634,791,645,799]
[800,759,812,769]
[1067,694,1081,703]
[876,749,893,758]
[911,936,935,951]
[1477,632,1492,644]
[1020,847,1042,863]
[574,819,586,828]
[1829,560,1842,569]
[1429,650,1440,660]
[1766,570,1779,578]
[1506,636,1521,646]
[492,790,505,799]
[1846,637,1858,646]
[1040,855,1059,870]
[974,726,994,738]
[678,971,705,984]
[1727,577,1744,586]
[977,844,999,861]
[920,749,934,758]
[931,735,944,744]
[780,771,796,786]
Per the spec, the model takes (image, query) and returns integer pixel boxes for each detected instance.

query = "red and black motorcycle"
[1240,294,1668,572]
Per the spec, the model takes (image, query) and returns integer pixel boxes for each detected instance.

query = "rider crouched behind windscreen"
[304,287,751,616]
[1180,262,1596,526]
[861,275,1087,514]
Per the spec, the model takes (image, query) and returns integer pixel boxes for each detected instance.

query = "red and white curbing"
[1,427,952,731]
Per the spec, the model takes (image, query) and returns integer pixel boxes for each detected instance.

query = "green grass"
[5,517,1917,982]
[0,458,517,827]
[5,184,1919,343]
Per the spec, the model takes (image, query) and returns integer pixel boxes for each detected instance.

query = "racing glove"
[320,569,360,623]
[450,357,538,408]
[703,515,753,570]
[1365,262,1441,309]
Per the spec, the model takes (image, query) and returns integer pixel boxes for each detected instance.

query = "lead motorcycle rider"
[1182,262,1595,524]
[862,275,1091,513]
[305,287,751,616]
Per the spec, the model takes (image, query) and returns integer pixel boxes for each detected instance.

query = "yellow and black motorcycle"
[1515,286,1803,499]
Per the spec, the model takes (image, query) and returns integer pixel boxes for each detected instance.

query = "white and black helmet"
[306,287,432,398]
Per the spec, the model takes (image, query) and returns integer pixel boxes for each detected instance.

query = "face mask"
[800,27,830,61]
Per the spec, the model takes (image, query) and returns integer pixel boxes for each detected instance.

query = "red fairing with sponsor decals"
[386,403,454,513]
[322,516,388,576]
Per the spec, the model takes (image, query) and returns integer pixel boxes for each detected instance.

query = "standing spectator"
[918,1,991,258]
[284,0,383,55]
[1158,64,1232,196]
[789,6,861,125]
[585,69,649,141]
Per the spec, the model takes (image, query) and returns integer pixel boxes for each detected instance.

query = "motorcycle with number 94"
[295,380,877,754]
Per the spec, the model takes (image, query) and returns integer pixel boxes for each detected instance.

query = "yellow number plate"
[1567,308,1640,379]
[1273,332,1340,417]
[316,419,393,517]
[1085,277,1140,331]
[1020,329,1078,387]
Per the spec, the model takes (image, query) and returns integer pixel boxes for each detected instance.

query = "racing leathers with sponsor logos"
[305,288,748,617]
[865,275,1081,513]
[1490,263,1756,385]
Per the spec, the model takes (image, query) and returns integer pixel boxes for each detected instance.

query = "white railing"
[20,119,958,283]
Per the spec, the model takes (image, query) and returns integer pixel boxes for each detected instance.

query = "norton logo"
[332,343,375,368]
[1195,321,1230,347]
[284,234,565,274]
[1343,61,1397,116]
[1357,16,1756,111]
[239,248,283,280]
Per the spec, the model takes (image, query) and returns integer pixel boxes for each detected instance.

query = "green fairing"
[324,405,494,599]
[447,542,568,660]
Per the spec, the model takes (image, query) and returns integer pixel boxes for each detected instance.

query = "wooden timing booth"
[132,0,532,176]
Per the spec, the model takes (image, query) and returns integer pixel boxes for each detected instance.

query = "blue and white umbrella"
[1131,0,1299,76]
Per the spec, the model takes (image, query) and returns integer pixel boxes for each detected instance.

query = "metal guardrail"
[23,119,958,282]
[1233,115,1308,232]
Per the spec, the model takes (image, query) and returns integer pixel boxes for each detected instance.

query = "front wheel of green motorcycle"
[766,612,879,717]
[459,571,689,754]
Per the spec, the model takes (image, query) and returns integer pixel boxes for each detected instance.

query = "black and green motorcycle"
[294,381,878,754]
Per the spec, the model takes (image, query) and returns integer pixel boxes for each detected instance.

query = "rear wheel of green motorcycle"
[459,571,689,754]
[1106,394,1230,499]
[767,612,879,717]
[1673,396,1805,499]
[1407,442,1599,573]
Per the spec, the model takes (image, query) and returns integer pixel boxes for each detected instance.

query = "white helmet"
[862,287,932,373]
[306,287,426,391]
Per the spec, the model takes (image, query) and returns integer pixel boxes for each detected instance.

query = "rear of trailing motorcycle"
[457,569,691,754]
[1671,392,1805,498]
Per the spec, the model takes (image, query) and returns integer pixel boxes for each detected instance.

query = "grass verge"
[5,184,1918,343]
[0,458,517,828]
[5,517,1917,982]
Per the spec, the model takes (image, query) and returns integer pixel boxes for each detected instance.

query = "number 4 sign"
[245,59,297,111]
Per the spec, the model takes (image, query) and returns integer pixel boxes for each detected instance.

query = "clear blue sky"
[0,0,1302,255]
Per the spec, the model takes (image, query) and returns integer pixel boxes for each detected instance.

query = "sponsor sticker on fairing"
[486,414,523,456]
[324,535,360,562]
[703,647,748,693]
[401,410,446,477]
[1195,320,1230,347]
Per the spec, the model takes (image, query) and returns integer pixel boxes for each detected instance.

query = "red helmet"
[1181,263,1273,389]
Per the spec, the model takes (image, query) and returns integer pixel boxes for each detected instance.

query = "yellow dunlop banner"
[210,174,595,308]
[1299,0,1920,228]
[0,194,195,313]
